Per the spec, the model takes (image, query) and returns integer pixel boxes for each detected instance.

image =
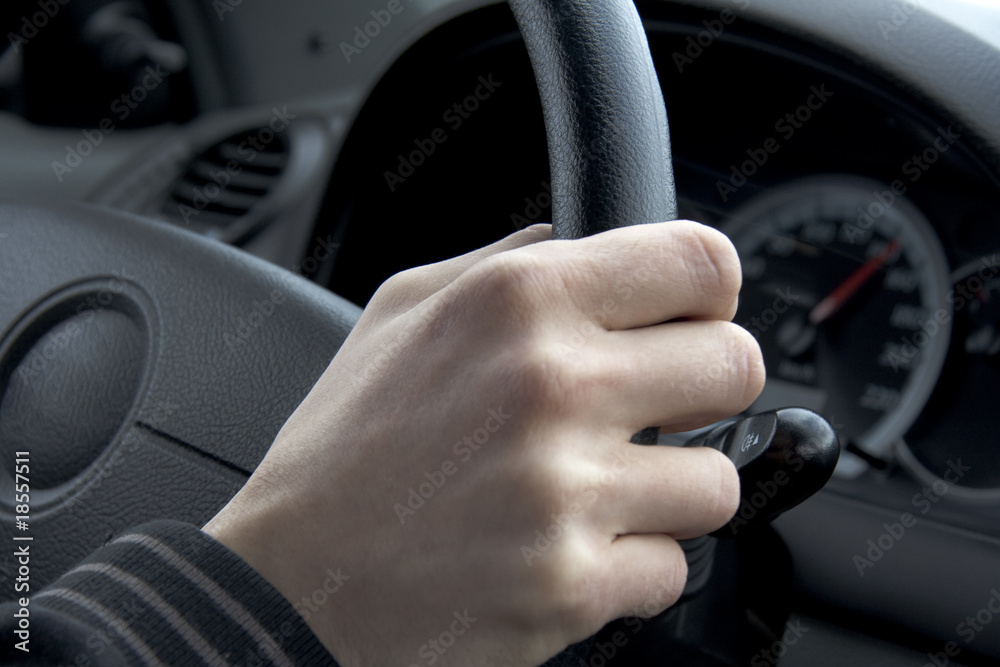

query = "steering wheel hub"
[0,281,152,491]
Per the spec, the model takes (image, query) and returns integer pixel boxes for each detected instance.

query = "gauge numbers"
[722,177,951,471]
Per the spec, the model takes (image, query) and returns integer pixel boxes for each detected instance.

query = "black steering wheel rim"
[509,0,678,238]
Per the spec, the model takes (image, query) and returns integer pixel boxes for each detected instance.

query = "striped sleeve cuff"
[28,521,340,667]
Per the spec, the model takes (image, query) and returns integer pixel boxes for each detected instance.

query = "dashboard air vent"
[161,127,290,237]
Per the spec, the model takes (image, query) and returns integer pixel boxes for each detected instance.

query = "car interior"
[0,0,999,665]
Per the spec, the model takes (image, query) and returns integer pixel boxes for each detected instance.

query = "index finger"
[518,220,742,330]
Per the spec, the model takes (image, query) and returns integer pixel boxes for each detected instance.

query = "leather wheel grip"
[508,0,678,238]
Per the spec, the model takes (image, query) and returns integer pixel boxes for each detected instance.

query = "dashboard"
[1,0,999,664]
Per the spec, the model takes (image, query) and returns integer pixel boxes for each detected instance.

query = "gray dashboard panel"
[671,0,1000,168]
[165,0,1000,173]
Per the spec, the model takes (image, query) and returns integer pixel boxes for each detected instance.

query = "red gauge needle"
[809,239,901,325]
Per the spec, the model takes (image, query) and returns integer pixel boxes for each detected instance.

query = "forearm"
[0,521,338,666]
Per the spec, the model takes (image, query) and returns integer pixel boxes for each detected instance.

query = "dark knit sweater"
[0,522,340,666]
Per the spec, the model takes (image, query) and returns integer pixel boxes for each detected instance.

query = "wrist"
[204,480,358,664]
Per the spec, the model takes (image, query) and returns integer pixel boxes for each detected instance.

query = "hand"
[204,221,765,666]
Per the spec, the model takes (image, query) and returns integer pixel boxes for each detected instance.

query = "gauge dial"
[722,177,951,464]
[900,255,1000,496]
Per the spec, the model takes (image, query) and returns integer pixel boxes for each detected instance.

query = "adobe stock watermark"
[582,628,633,666]
[384,73,503,192]
[715,84,835,202]
[6,0,70,54]
[213,0,245,22]
[558,257,662,355]
[362,282,464,384]
[406,611,477,667]
[393,407,512,524]
[510,181,552,231]
[52,66,172,182]
[222,289,286,349]
[291,567,350,623]
[56,595,145,663]
[508,136,613,231]
[176,107,298,224]
[922,588,1000,667]
[878,0,925,40]
[741,287,797,339]
[289,234,340,276]
[340,0,415,63]
[682,360,735,406]
[880,255,998,373]
[231,567,349,667]
[520,449,636,566]
[64,398,181,510]
[683,285,795,404]
[841,124,962,245]
[619,584,689,635]
[671,0,750,73]
[751,619,810,666]
[853,459,969,576]
[725,446,807,535]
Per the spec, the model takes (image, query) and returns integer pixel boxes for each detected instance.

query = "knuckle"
[674,223,742,304]
[515,223,553,243]
[518,452,577,508]
[703,449,741,527]
[464,251,551,311]
[721,323,766,407]
[639,544,688,616]
[544,540,605,630]
[628,538,688,618]
[509,340,599,416]
[378,266,423,295]
[367,267,426,313]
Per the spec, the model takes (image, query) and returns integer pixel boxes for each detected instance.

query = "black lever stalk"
[685,407,840,538]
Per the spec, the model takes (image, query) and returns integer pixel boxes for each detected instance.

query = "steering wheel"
[507,0,678,238]
[0,0,694,663]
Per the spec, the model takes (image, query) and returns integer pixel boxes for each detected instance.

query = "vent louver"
[161,127,290,236]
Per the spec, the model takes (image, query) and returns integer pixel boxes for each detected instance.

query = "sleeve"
[0,521,341,666]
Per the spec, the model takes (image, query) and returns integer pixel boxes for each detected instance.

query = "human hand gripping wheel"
[505,0,840,663]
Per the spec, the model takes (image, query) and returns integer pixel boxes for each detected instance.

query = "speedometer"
[722,177,951,472]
